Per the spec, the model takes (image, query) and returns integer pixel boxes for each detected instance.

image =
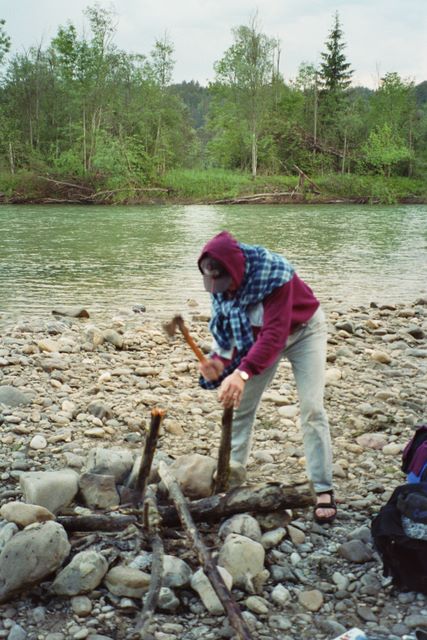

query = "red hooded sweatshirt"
[198,231,320,378]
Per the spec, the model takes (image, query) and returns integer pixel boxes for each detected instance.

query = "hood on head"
[197,231,246,291]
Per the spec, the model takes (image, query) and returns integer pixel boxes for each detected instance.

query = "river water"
[0,203,426,327]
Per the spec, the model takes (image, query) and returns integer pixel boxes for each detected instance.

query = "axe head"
[163,314,185,337]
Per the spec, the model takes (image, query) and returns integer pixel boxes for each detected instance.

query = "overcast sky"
[2,0,426,88]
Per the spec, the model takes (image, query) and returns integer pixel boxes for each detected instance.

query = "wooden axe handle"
[180,324,207,364]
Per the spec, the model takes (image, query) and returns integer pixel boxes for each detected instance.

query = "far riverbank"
[1,169,426,206]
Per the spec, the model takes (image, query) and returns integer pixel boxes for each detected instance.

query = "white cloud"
[1,0,426,87]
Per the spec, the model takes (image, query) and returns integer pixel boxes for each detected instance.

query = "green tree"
[210,16,279,177]
[0,18,10,65]
[368,72,418,175]
[319,12,353,93]
[362,122,412,176]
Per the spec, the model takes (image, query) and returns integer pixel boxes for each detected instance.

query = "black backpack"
[371,482,427,594]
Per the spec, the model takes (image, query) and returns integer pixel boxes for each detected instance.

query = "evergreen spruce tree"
[0,19,10,65]
[319,12,353,93]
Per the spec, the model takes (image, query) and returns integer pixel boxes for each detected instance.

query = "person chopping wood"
[197,230,336,525]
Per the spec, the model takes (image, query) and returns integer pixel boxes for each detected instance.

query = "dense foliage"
[0,6,426,198]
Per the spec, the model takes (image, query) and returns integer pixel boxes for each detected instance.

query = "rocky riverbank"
[0,298,426,640]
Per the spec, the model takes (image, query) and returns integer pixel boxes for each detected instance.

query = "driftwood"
[158,481,315,527]
[158,462,253,640]
[91,187,170,201]
[37,176,93,192]
[132,486,164,639]
[211,192,293,205]
[135,408,165,503]
[293,164,321,194]
[57,514,138,532]
[214,407,233,493]
[56,482,314,532]
[33,176,171,205]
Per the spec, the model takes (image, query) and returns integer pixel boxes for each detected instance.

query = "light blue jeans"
[231,307,333,494]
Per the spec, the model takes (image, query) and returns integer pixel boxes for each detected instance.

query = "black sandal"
[314,490,337,525]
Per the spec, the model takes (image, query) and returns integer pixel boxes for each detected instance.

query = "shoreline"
[1,195,426,206]
[1,170,426,206]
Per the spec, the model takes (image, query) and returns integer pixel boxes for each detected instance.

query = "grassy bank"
[0,169,426,205]
[161,170,427,204]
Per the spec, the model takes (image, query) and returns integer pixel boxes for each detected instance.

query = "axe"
[163,314,207,364]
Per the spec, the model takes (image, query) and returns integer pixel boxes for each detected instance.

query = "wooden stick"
[214,407,233,493]
[135,408,165,503]
[158,462,253,640]
[179,322,207,364]
[132,486,164,639]
[158,481,315,527]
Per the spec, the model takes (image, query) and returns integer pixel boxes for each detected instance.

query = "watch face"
[238,369,249,381]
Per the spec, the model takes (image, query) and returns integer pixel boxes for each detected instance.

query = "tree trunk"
[8,142,14,175]
[82,107,87,174]
[313,77,318,151]
[251,131,257,179]
[341,131,347,174]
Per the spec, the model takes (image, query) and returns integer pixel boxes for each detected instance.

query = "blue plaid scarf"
[199,242,294,389]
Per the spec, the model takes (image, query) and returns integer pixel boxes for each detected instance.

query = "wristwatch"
[236,369,249,381]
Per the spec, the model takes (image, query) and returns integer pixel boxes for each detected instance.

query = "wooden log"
[57,514,138,532]
[211,192,293,205]
[56,482,314,532]
[214,407,233,493]
[158,462,253,640]
[132,486,164,639]
[294,164,321,194]
[135,408,165,504]
[37,175,93,192]
[158,481,315,527]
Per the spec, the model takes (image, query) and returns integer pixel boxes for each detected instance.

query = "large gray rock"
[0,521,70,603]
[78,473,120,510]
[102,329,124,349]
[0,502,55,528]
[190,566,233,615]
[85,447,134,483]
[218,534,265,591]
[338,540,374,563]
[50,550,108,596]
[218,514,262,543]
[162,555,192,588]
[0,521,18,553]
[167,453,216,499]
[0,386,32,407]
[127,451,173,487]
[20,469,79,514]
[104,565,150,598]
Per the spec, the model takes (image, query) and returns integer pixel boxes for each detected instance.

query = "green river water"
[0,203,426,327]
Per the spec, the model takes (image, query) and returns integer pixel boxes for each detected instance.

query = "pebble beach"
[0,297,426,640]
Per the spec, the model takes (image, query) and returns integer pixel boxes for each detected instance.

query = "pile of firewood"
[54,408,314,640]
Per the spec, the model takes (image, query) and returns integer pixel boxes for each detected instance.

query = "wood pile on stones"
[0,298,426,640]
